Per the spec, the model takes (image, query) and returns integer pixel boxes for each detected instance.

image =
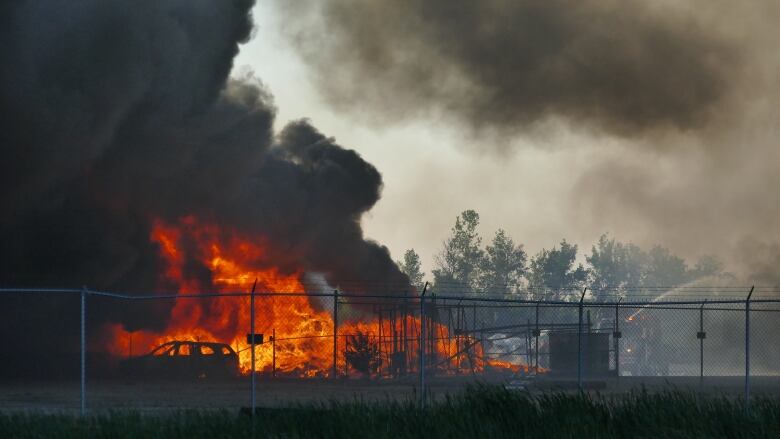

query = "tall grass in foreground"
[2,386,780,438]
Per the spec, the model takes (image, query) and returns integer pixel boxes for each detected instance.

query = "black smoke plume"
[278,0,737,138]
[0,0,408,372]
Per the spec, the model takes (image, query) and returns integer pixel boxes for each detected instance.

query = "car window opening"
[178,343,192,356]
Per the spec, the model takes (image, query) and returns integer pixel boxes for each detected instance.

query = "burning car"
[121,341,239,379]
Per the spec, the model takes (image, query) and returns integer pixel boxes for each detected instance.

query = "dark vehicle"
[121,341,240,379]
[620,314,670,376]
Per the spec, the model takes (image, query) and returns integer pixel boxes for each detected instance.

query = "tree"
[345,331,381,375]
[643,245,689,288]
[689,254,724,279]
[397,249,425,288]
[586,234,645,299]
[478,229,527,295]
[586,237,729,300]
[432,210,484,293]
[527,240,588,300]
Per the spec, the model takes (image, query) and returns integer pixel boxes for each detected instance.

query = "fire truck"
[619,312,670,376]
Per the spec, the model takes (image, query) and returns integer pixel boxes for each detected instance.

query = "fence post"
[249,279,257,418]
[698,299,707,391]
[534,301,540,372]
[333,289,339,380]
[419,282,428,409]
[526,318,532,366]
[614,297,622,384]
[578,288,587,390]
[272,328,276,378]
[745,286,754,410]
[80,286,87,416]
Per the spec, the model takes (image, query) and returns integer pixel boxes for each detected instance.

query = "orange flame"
[106,216,528,377]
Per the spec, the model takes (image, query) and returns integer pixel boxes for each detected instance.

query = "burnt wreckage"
[121,341,239,379]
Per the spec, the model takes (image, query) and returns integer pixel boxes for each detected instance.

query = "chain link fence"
[1,287,779,413]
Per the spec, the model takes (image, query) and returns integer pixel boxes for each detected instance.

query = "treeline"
[397,210,730,299]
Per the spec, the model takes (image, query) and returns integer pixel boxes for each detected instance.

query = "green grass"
[2,386,780,438]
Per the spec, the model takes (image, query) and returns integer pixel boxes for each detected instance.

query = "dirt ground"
[2,376,780,413]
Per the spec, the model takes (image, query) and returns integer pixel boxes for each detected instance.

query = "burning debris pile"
[104,218,523,377]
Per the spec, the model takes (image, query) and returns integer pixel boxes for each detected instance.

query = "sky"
[234,2,591,275]
[234,1,780,281]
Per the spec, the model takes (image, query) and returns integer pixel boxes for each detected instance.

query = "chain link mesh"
[1,288,779,411]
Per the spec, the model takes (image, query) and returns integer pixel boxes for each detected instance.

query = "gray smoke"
[277,0,738,137]
[278,0,780,285]
[567,0,780,283]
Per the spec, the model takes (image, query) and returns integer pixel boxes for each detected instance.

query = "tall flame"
[106,216,527,377]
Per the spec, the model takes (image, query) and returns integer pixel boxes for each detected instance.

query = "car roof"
[157,340,233,349]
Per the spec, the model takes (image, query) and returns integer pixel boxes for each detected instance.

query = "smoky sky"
[0,0,408,364]
[277,0,738,137]
[277,0,780,286]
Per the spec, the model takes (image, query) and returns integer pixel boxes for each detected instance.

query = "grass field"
[5,375,780,413]
[2,386,780,438]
